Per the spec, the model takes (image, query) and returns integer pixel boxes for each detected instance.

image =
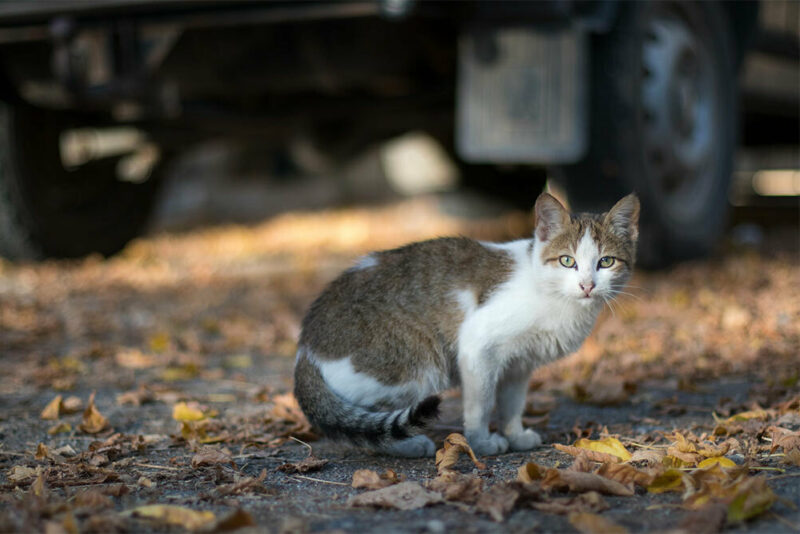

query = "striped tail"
[293,350,440,445]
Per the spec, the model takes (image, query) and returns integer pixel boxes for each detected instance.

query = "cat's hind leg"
[375,435,436,458]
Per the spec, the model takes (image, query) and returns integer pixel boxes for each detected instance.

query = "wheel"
[557,1,737,267]
[0,103,163,260]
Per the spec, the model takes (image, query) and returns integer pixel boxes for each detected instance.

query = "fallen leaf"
[212,508,256,532]
[697,457,737,469]
[573,437,632,462]
[47,422,72,435]
[647,469,687,494]
[172,402,206,422]
[352,469,404,490]
[476,483,520,522]
[61,396,83,414]
[427,471,483,503]
[724,410,769,424]
[138,476,153,488]
[435,433,486,474]
[277,456,328,474]
[41,395,63,420]
[554,444,622,464]
[79,393,110,434]
[628,448,665,466]
[7,465,41,483]
[596,462,655,487]
[542,469,634,496]
[768,426,800,466]
[74,489,112,508]
[191,447,233,468]
[348,481,443,510]
[678,503,727,534]
[531,492,609,515]
[568,512,629,534]
[215,470,269,496]
[125,505,216,531]
[517,462,546,483]
[726,477,776,524]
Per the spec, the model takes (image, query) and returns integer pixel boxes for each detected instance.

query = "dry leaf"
[532,491,609,515]
[191,447,233,468]
[576,437,632,461]
[647,469,687,494]
[348,481,443,510]
[61,396,83,414]
[47,422,72,435]
[352,469,404,490]
[212,509,256,532]
[435,433,486,474]
[768,426,800,466]
[697,457,737,469]
[74,489,112,508]
[568,512,629,534]
[126,504,216,531]
[517,462,546,483]
[628,448,665,466]
[173,402,206,422]
[541,469,634,496]
[427,471,483,503]
[80,392,110,434]
[7,465,41,483]
[41,395,63,420]
[476,483,520,522]
[277,456,328,474]
[725,476,776,523]
[678,503,727,534]
[596,462,655,488]
[215,470,269,496]
[554,443,622,464]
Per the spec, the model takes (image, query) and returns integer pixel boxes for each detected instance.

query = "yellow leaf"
[172,402,206,422]
[647,469,686,494]
[161,364,200,382]
[47,422,72,435]
[223,354,253,369]
[148,332,170,353]
[573,437,632,462]
[698,457,737,469]
[41,395,63,420]
[725,410,768,424]
[726,477,776,523]
[126,504,216,531]
[568,512,629,534]
[79,392,110,434]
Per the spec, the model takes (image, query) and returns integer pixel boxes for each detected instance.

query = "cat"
[294,192,639,457]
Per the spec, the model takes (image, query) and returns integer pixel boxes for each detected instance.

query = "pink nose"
[580,282,595,297]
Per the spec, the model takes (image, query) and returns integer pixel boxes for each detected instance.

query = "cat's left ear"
[604,194,640,241]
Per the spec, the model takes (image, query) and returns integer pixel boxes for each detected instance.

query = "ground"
[0,194,798,533]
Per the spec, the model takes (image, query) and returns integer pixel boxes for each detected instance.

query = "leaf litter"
[0,196,797,532]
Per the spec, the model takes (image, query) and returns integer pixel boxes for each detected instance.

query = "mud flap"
[457,25,588,164]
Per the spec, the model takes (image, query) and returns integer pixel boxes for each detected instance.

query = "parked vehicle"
[0,1,796,264]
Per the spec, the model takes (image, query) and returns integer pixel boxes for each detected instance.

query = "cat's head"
[533,192,639,304]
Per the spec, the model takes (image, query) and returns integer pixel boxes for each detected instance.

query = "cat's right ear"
[534,193,569,242]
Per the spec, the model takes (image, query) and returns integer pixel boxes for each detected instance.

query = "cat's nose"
[580,282,595,297]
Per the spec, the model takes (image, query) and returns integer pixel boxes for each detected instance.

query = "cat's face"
[533,193,639,305]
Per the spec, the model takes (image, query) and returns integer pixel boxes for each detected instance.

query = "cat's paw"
[380,435,436,458]
[466,432,509,456]
[506,428,543,451]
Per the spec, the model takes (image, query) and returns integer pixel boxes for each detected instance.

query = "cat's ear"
[534,193,569,241]
[604,194,640,241]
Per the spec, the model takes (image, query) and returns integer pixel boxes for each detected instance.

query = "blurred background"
[0,0,796,265]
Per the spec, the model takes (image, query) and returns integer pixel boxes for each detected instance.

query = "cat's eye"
[559,255,576,268]
[598,256,615,269]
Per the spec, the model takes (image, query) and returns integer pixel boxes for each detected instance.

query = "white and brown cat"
[294,192,639,457]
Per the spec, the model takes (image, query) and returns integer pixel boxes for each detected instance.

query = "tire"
[0,103,162,260]
[557,1,737,267]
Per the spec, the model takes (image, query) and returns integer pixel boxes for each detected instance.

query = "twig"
[291,475,348,486]
[768,472,800,480]
[289,436,313,455]
[132,463,179,471]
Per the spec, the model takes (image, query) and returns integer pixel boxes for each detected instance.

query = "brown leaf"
[80,392,110,434]
[435,433,486,474]
[768,426,800,466]
[352,469,404,490]
[212,509,256,532]
[628,448,666,466]
[41,395,63,420]
[61,396,83,414]
[531,491,609,515]
[476,483,520,522]
[191,447,233,469]
[553,444,622,465]
[277,456,328,474]
[348,481,443,510]
[517,462,546,483]
[541,469,634,496]
[215,470,270,496]
[427,471,483,503]
[596,463,655,488]
[74,489,112,509]
[7,465,41,484]
[568,512,629,534]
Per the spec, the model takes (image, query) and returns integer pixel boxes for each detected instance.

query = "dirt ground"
[1,194,799,533]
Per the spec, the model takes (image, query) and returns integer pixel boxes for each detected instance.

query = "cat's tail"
[293,348,440,446]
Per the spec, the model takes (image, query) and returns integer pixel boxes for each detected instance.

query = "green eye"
[559,255,576,268]
[598,256,615,268]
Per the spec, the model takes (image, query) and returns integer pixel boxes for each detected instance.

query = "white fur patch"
[308,351,442,409]
[352,254,378,270]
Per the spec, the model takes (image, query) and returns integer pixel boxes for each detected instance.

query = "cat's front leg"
[460,357,509,456]
[496,367,542,451]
